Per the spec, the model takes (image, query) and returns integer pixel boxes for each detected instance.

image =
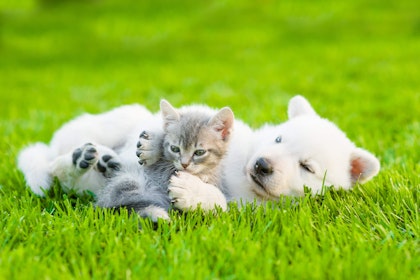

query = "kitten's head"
[160,100,234,179]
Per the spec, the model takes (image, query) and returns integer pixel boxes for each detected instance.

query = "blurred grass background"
[2,0,418,170]
[0,0,419,279]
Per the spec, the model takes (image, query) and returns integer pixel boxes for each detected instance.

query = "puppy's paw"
[72,143,98,171]
[169,171,228,212]
[138,205,170,223]
[96,154,121,178]
[136,131,161,166]
[168,172,205,211]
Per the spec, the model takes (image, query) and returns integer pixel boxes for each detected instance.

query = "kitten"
[95,100,234,221]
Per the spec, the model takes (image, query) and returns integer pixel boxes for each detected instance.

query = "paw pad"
[72,143,98,169]
[97,154,121,177]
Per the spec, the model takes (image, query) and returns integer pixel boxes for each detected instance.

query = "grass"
[0,0,419,279]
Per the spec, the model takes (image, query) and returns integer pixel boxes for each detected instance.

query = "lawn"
[0,0,419,279]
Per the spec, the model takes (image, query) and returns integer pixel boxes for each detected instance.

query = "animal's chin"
[250,173,266,190]
[249,173,269,198]
[248,172,280,200]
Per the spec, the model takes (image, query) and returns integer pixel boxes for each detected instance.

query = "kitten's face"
[163,121,229,176]
[160,100,234,181]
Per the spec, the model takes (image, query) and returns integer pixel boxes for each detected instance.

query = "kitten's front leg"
[168,172,227,211]
[136,130,164,166]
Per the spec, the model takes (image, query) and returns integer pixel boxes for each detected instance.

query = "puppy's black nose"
[254,158,273,176]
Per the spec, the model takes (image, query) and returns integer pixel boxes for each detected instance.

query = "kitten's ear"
[208,107,234,141]
[350,148,380,185]
[287,95,318,119]
[160,100,180,129]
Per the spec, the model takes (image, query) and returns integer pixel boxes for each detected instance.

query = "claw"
[171,199,177,204]
[138,160,145,165]
[136,150,142,157]
[139,131,149,139]
[136,141,142,148]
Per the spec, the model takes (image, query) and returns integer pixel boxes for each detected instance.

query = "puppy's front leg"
[168,172,227,211]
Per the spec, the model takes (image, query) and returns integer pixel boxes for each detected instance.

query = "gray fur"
[162,115,224,185]
[95,101,234,221]
[95,157,175,220]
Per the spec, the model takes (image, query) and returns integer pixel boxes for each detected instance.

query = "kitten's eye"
[275,136,282,143]
[170,145,180,153]
[194,149,206,156]
[300,162,315,174]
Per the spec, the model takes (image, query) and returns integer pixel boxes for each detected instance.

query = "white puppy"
[168,96,380,210]
[18,104,156,196]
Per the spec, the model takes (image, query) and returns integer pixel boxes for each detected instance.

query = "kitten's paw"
[136,130,161,166]
[96,154,121,178]
[168,172,205,211]
[72,143,98,171]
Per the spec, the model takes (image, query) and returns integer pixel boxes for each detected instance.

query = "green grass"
[0,0,419,279]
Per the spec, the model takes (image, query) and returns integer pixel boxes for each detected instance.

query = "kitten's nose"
[181,163,189,169]
[254,158,273,176]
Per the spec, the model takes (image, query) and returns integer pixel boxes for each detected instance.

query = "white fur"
[18,96,380,214]
[168,171,227,211]
[139,205,170,222]
[17,102,227,196]
[18,142,54,195]
[18,104,155,195]
[168,96,380,210]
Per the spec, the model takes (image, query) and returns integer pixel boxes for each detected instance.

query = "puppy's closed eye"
[300,162,315,174]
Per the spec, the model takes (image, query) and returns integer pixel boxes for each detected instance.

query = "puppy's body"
[18,104,154,196]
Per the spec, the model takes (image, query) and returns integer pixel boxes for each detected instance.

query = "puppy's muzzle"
[254,158,273,176]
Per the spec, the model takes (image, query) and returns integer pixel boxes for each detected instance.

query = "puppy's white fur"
[167,96,380,210]
[18,104,155,195]
[18,102,227,197]
[18,96,380,213]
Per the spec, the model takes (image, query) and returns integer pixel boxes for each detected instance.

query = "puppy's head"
[246,96,380,199]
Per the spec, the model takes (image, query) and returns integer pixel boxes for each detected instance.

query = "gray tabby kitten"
[95,100,234,221]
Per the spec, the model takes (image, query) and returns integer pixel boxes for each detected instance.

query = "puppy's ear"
[160,100,180,130]
[350,148,380,185]
[208,107,234,141]
[288,95,318,119]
